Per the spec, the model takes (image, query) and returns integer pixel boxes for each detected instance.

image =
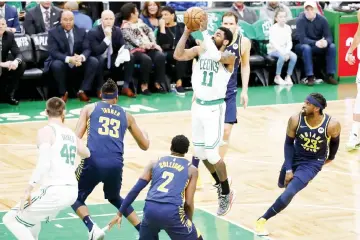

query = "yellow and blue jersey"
[294,114,331,165]
[146,156,190,206]
[86,102,127,158]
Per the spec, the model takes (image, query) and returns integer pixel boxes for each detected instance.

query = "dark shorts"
[278,161,321,188]
[140,201,202,240]
[75,155,123,201]
[225,94,237,124]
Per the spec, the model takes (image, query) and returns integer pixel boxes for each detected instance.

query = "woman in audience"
[121,3,167,95]
[268,8,297,85]
[157,6,197,95]
[140,2,161,31]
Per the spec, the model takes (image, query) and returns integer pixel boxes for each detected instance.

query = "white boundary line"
[0,99,351,126]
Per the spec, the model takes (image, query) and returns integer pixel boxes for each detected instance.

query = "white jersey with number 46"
[41,123,78,186]
[192,50,233,101]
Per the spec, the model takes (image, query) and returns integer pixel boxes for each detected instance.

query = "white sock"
[2,211,35,240]
[351,121,360,137]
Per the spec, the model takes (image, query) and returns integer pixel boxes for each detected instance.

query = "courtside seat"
[249,40,267,86]
[31,32,49,68]
[14,34,43,79]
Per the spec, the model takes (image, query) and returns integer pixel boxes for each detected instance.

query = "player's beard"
[61,114,65,123]
[301,108,307,116]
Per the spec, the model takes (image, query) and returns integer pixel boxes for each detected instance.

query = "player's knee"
[205,148,220,164]
[193,146,206,161]
[71,200,85,212]
[108,197,122,209]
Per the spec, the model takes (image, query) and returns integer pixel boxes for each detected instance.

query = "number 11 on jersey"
[201,71,213,87]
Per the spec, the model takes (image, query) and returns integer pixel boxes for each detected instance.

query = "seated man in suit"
[0,17,26,105]
[23,1,61,35]
[0,2,20,33]
[88,9,136,98]
[45,10,99,102]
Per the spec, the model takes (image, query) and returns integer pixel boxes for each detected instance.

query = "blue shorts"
[140,201,202,240]
[75,155,124,201]
[225,94,237,124]
[278,162,320,188]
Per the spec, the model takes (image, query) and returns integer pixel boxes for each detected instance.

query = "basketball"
[183,7,205,31]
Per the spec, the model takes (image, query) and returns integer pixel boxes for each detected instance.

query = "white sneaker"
[284,76,293,85]
[346,134,360,151]
[274,76,286,85]
[89,224,105,240]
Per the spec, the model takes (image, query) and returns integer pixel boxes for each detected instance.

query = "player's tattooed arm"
[286,114,299,138]
[126,112,150,151]
[184,166,198,221]
[75,104,94,139]
[325,118,341,164]
[219,50,236,69]
[173,29,201,61]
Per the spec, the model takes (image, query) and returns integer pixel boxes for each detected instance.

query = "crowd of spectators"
[0,1,340,105]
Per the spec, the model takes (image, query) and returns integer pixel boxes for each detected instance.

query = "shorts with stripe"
[9,185,77,227]
[191,101,226,150]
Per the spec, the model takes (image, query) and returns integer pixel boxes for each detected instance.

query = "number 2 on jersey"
[60,144,76,165]
[98,116,120,138]
[157,171,174,193]
[201,71,213,87]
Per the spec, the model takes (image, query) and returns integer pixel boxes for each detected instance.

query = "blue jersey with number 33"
[146,156,190,206]
[87,102,127,157]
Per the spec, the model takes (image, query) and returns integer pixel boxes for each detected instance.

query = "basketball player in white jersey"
[2,97,90,240]
[346,10,360,151]
[174,14,236,216]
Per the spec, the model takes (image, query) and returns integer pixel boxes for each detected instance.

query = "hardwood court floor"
[0,96,359,240]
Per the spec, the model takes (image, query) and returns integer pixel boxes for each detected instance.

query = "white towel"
[115,45,130,67]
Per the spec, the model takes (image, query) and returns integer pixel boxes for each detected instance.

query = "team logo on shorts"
[233,43,238,50]
[318,127,325,134]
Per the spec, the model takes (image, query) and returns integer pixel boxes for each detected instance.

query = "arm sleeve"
[119,179,149,214]
[327,136,340,160]
[284,135,295,171]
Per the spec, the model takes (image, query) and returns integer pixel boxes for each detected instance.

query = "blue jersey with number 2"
[146,156,190,206]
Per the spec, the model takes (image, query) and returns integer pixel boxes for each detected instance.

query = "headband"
[306,95,324,110]
[102,91,118,100]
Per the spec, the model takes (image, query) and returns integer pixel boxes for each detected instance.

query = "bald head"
[101,10,115,28]
[61,10,74,31]
[64,1,79,11]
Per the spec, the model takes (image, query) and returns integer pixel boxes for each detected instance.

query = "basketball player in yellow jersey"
[2,97,90,240]
[346,10,360,151]
[174,14,236,216]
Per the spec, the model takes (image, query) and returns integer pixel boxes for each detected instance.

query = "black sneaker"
[175,86,185,96]
[141,89,152,96]
[157,87,167,94]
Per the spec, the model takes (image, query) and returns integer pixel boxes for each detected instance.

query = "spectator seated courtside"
[44,10,99,102]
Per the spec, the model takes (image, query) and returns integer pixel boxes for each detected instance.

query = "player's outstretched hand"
[108,212,123,230]
[284,171,294,187]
